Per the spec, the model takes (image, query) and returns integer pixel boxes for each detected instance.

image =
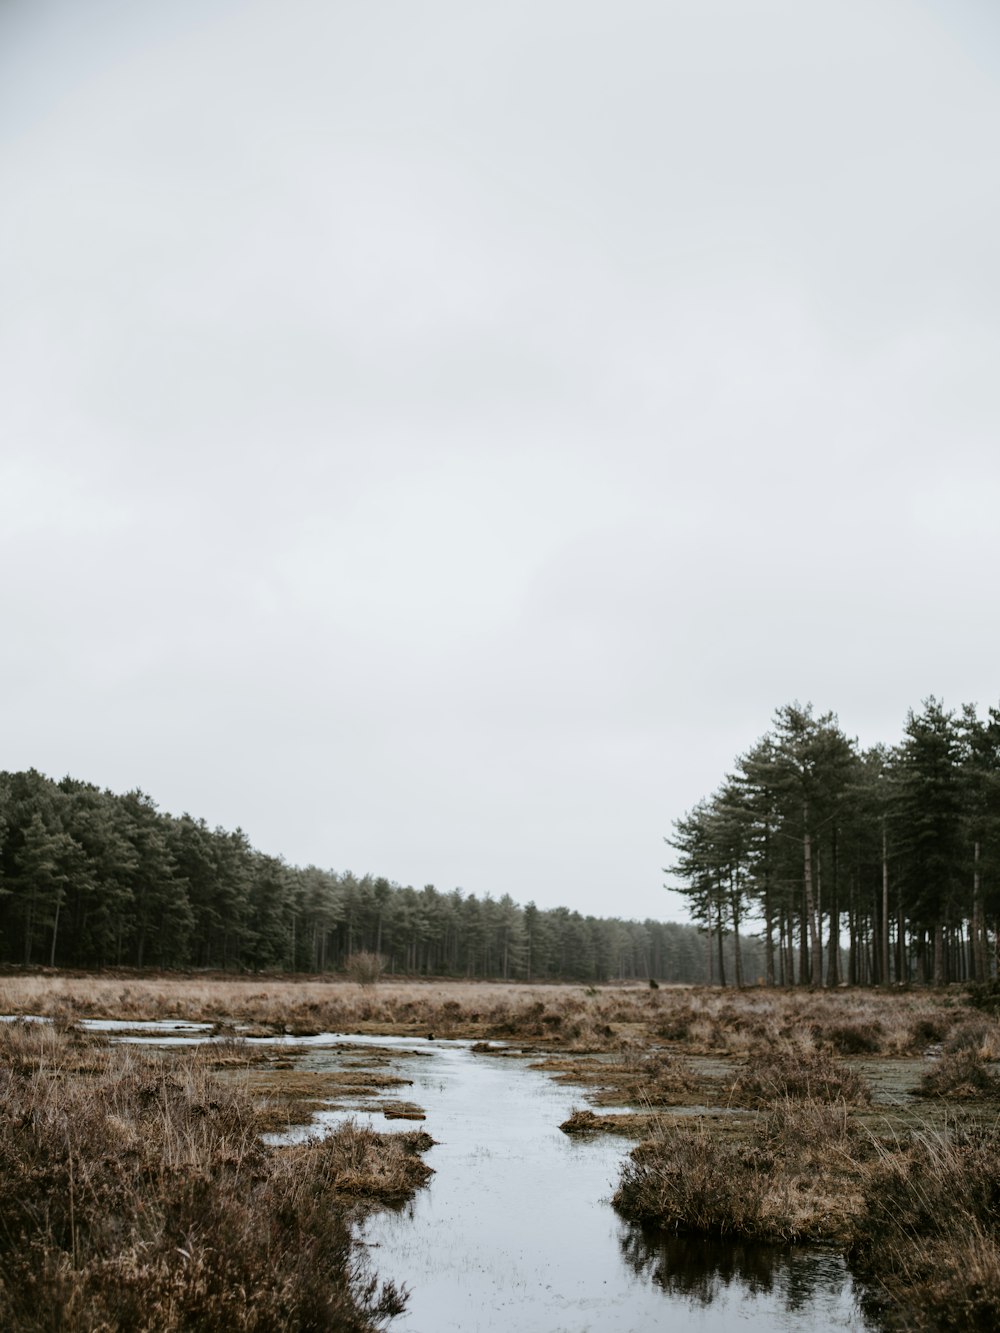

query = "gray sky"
[3,0,1000,922]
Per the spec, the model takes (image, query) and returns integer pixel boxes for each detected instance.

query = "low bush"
[825,1022,883,1054]
[344,952,385,987]
[613,1123,774,1239]
[614,1097,870,1246]
[616,1051,697,1105]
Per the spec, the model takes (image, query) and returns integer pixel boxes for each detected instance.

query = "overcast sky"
[2,0,999,922]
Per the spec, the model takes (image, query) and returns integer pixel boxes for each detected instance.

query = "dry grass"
[241,1064,422,1133]
[916,1048,1000,1100]
[850,1125,1000,1330]
[613,1096,870,1244]
[0,1022,432,1331]
[727,1046,872,1107]
[531,1049,701,1110]
[4,975,1000,1328]
[2,974,991,1059]
[559,1107,663,1138]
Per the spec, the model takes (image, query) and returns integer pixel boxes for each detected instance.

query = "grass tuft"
[728,1047,872,1107]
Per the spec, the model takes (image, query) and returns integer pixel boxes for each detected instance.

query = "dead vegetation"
[0,1022,432,1331]
[0,974,994,1057]
[727,1046,872,1107]
[850,1126,1000,1331]
[6,974,1000,1328]
[613,1096,871,1245]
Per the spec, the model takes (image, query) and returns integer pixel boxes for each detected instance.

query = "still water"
[295,1036,874,1333]
[42,1018,874,1331]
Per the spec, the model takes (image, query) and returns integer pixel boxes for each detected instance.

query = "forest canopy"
[0,768,741,983]
[5,696,992,988]
[667,698,1000,987]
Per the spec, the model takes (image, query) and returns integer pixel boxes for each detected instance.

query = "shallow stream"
[284,1035,875,1333]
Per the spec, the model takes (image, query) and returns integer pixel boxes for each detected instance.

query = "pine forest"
[2,696,996,987]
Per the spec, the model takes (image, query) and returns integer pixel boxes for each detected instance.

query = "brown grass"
[613,1096,870,1244]
[4,975,1000,1327]
[850,1125,1000,1330]
[532,1049,702,1112]
[727,1046,872,1107]
[2,974,992,1060]
[916,1048,1000,1100]
[0,1022,432,1330]
[559,1107,663,1137]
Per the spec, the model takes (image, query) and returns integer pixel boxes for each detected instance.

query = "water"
[294,1037,874,1332]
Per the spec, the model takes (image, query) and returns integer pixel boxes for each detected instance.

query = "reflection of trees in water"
[618,1221,851,1314]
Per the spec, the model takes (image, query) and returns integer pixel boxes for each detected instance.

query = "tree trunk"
[732,908,744,988]
[848,872,858,985]
[49,892,61,969]
[716,900,727,987]
[706,917,713,985]
[881,822,890,986]
[826,826,840,987]
[802,810,822,985]
[933,921,945,986]
[973,842,988,981]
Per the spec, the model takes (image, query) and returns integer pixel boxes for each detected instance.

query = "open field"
[4,974,1000,1329]
[1,972,993,1051]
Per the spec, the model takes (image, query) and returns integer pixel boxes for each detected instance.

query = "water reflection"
[620,1221,857,1318]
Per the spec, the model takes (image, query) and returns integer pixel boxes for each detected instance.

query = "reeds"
[727,1046,872,1107]
[613,1095,869,1245]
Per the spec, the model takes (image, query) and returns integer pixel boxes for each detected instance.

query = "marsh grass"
[614,1120,776,1239]
[0,1023,431,1331]
[916,1048,1000,1099]
[559,1106,676,1138]
[532,1048,702,1112]
[728,1047,872,1107]
[850,1124,1000,1330]
[5,976,1000,1327]
[2,976,995,1061]
[613,1096,870,1244]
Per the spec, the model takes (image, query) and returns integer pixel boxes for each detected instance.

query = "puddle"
[82,1018,216,1034]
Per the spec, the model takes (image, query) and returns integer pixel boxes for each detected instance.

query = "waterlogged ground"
[7,979,1000,1331]
[56,1019,875,1332]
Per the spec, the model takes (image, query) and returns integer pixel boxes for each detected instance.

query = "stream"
[280,1035,875,1333]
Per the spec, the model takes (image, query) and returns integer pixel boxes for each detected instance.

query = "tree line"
[0,768,759,983]
[667,698,1000,987]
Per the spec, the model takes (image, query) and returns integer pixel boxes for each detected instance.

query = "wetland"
[2,975,999,1329]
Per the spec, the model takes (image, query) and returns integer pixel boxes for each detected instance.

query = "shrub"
[850,1127,1000,1331]
[617,1051,697,1105]
[344,952,385,987]
[613,1123,773,1238]
[825,1022,883,1055]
